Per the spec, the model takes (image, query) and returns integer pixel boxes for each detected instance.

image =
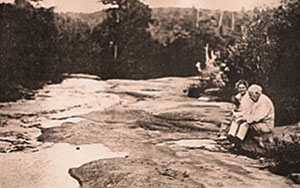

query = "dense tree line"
[0,0,61,101]
[53,4,247,79]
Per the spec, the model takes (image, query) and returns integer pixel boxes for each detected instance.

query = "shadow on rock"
[69,158,205,188]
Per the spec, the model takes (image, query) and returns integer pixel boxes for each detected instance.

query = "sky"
[0,0,280,13]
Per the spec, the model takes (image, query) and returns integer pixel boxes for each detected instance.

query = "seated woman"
[218,79,249,139]
[232,79,249,112]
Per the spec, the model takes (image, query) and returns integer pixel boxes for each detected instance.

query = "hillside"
[58,10,107,28]
[58,7,251,39]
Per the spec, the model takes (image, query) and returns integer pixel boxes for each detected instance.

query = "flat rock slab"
[0,143,127,188]
[172,139,221,151]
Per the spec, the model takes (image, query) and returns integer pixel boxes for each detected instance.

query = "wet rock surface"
[0,143,127,188]
[0,74,299,188]
[0,75,119,153]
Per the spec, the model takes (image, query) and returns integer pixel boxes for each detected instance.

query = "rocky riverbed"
[0,74,299,188]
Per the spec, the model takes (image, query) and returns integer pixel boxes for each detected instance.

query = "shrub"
[266,135,300,176]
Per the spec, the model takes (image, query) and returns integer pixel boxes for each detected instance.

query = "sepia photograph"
[0,0,299,187]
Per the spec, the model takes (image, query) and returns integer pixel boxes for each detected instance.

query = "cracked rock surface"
[1,74,299,188]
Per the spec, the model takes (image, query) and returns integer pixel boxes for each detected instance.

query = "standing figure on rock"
[228,84,275,149]
[195,44,227,88]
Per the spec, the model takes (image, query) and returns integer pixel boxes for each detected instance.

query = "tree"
[0,0,59,99]
[93,0,160,79]
[55,13,94,73]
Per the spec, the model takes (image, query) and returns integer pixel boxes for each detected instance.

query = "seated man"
[228,84,275,145]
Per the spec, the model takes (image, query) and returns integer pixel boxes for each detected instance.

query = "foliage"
[91,0,163,79]
[151,9,240,77]
[0,1,60,92]
[54,13,95,73]
[150,8,249,45]
[89,5,246,79]
[59,11,106,29]
[225,0,300,125]
[55,5,242,79]
[266,135,300,175]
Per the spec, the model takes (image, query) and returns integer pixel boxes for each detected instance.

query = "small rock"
[290,173,300,184]
[0,119,8,127]
[183,171,189,178]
